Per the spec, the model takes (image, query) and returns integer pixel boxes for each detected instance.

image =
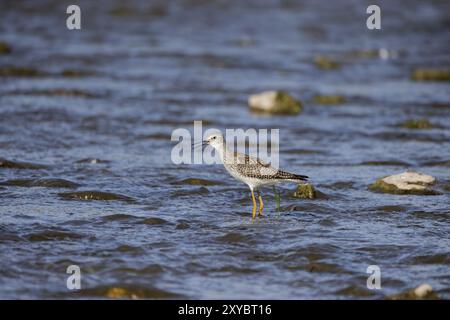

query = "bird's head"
[203,133,224,150]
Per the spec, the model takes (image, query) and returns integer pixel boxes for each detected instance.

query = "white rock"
[248,91,301,114]
[248,91,279,112]
[414,283,433,298]
[382,171,435,191]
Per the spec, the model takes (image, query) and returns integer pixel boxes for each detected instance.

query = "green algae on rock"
[348,49,380,59]
[398,118,435,129]
[0,42,11,54]
[442,181,450,192]
[353,49,379,58]
[411,69,450,82]
[313,95,346,105]
[369,171,441,195]
[293,183,316,199]
[248,91,302,115]
[314,56,341,70]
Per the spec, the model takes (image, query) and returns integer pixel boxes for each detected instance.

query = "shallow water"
[0,0,449,299]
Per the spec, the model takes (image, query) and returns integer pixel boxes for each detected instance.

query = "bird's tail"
[274,170,309,182]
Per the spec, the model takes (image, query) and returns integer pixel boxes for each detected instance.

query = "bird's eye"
[212,137,216,140]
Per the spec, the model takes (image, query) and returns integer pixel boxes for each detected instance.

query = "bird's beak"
[192,140,209,149]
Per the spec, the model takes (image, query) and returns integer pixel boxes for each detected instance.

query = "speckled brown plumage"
[223,151,308,182]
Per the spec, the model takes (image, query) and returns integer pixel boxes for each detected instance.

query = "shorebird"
[198,133,308,219]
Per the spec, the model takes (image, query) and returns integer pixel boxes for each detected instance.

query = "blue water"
[0,0,449,299]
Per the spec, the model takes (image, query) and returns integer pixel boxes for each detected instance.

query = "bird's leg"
[257,191,264,217]
[251,190,257,219]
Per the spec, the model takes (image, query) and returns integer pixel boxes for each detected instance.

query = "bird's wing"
[227,152,279,178]
[227,151,269,166]
[226,152,309,181]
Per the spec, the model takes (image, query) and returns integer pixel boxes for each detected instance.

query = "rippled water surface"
[0,0,449,299]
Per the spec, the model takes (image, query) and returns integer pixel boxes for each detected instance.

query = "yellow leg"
[251,190,257,219]
[258,193,264,216]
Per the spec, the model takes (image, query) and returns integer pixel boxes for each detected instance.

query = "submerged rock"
[106,287,131,298]
[176,221,190,230]
[348,48,400,60]
[314,56,340,70]
[173,178,224,186]
[231,37,256,47]
[387,283,438,300]
[35,179,79,188]
[136,133,168,141]
[411,69,450,82]
[293,183,316,199]
[421,160,450,167]
[10,88,96,98]
[414,284,434,298]
[58,191,135,202]
[0,66,94,78]
[0,158,47,170]
[0,42,11,54]
[313,95,346,105]
[216,232,250,243]
[248,91,302,115]
[399,119,435,129]
[139,217,168,225]
[349,49,380,59]
[104,285,178,299]
[171,186,210,197]
[109,5,134,17]
[108,4,166,18]
[369,171,441,195]
[442,180,450,192]
[26,230,85,242]
[0,66,42,77]
[60,69,93,77]
[76,158,110,164]
[78,285,180,299]
[101,214,140,222]
[360,160,411,166]
[0,178,79,189]
[43,88,96,98]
